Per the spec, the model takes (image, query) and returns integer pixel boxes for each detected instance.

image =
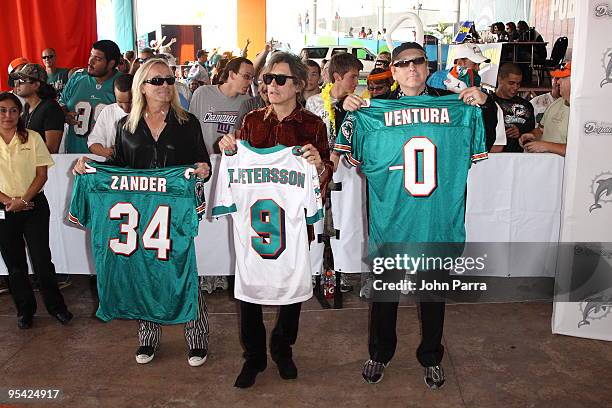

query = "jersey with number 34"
[211,141,323,305]
[335,95,487,251]
[68,163,205,324]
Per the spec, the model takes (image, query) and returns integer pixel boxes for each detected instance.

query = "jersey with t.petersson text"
[211,141,323,305]
[59,69,121,153]
[68,163,205,324]
[334,95,487,255]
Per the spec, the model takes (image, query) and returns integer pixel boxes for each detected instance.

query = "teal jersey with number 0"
[335,95,487,254]
[68,163,206,324]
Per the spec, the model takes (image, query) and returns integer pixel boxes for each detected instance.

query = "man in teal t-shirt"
[59,40,121,153]
[42,48,70,93]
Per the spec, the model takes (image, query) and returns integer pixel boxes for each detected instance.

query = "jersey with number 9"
[68,163,206,324]
[211,141,323,306]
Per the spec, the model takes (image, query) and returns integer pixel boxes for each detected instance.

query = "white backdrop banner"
[552,1,612,341]
[0,154,564,278]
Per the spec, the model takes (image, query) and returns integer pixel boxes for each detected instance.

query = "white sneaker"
[214,276,228,291]
[135,345,156,364]
[188,349,208,367]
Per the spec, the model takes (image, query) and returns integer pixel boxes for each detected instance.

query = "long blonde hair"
[124,58,189,133]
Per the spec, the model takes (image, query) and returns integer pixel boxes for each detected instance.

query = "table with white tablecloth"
[0,153,564,277]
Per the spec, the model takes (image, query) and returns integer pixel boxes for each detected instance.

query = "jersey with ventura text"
[334,95,487,257]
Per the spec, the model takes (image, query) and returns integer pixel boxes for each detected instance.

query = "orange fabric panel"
[237,0,266,58]
[1,0,97,91]
[179,26,195,65]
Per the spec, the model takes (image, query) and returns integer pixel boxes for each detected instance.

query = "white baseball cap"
[454,44,490,64]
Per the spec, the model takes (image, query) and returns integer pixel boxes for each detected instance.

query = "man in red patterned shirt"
[219,52,331,389]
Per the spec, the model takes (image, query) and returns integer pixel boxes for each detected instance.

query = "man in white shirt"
[87,74,133,158]
[187,50,211,86]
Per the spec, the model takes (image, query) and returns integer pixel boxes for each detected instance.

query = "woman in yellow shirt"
[0,92,72,329]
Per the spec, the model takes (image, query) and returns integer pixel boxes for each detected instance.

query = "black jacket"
[108,109,211,180]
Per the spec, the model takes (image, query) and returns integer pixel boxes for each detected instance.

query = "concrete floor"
[1,276,611,408]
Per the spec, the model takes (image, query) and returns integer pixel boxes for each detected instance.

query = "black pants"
[368,270,446,367]
[239,300,301,368]
[0,193,68,318]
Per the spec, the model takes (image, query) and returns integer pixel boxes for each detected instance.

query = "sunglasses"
[15,79,35,85]
[42,55,55,60]
[0,107,20,115]
[144,76,176,86]
[367,84,389,92]
[375,60,390,67]
[262,73,296,86]
[392,57,427,68]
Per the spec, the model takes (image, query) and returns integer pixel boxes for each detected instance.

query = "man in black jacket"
[341,42,493,390]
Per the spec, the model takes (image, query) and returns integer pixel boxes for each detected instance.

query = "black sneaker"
[424,365,445,389]
[188,348,208,367]
[275,358,297,380]
[362,359,388,384]
[135,345,157,364]
[234,362,266,388]
[17,315,33,330]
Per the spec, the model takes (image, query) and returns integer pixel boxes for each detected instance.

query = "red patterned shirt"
[240,105,333,196]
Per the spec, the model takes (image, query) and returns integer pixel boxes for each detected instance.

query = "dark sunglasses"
[262,73,296,86]
[367,84,389,92]
[392,57,427,68]
[375,60,390,67]
[15,79,36,85]
[42,55,55,60]
[144,76,176,86]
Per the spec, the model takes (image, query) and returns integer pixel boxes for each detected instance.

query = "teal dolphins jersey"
[59,69,120,153]
[68,163,206,324]
[334,95,487,254]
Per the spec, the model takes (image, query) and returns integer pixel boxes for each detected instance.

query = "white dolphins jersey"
[211,140,323,305]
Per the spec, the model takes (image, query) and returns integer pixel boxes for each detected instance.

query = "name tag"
[0,210,5,220]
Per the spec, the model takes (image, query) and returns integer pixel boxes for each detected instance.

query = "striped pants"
[137,290,209,350]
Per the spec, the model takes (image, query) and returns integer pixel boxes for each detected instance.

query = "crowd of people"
[346,26,387,39]
[0,32,569,391]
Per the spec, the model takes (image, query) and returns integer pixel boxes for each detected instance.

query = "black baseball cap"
[391,42,426,61]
